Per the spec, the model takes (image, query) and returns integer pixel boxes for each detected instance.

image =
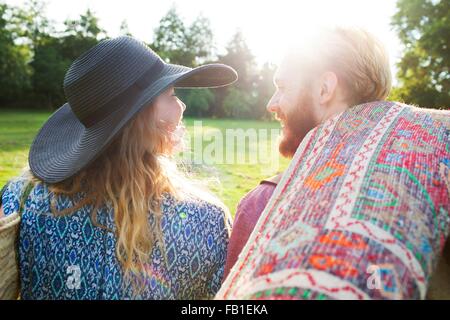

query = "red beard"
[277,91,317,158]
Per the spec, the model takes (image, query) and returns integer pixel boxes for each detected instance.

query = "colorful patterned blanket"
[217,101,450,300]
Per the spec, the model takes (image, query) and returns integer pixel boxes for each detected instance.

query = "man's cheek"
[281,95,296,113]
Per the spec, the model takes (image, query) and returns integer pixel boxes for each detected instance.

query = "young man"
[223,27,449,298]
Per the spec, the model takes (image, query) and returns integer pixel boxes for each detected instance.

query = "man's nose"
[266,95,279,113]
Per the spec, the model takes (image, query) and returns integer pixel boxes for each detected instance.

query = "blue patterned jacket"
[1,176,231,299]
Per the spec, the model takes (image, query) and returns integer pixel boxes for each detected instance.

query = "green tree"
[391,0,449,108]
[60,9,106,60]
[152,6,191,65]
[187,14,215,65]
[30,36,70,108]
[31,9,106,108]
[180,89,215,117]
[152,6,214,67]
[12,0,53,48]
[222,87,256,118]
[0,2,32,105]
[213,31,256,118]
[64,9,105,39]
[119,19,132,37]
[219,31,255,91]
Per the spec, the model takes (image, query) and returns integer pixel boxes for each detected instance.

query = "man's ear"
[318,72,338,105]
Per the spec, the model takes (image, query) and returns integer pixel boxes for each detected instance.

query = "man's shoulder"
[235,173,281,222]
[242,174,280,204]
[394,101,450,127]
[262,173,283,185]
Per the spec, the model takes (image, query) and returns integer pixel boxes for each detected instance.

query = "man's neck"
[321,101,350,123]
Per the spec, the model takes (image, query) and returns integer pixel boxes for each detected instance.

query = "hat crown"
[63,36,163,126]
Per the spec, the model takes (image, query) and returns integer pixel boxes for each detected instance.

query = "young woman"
[0,36,237,299]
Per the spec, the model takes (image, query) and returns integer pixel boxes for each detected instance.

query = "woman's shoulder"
[1,174,38,216]
[161,193,231,231]
[2,174,29,194]
[162,193,226,218]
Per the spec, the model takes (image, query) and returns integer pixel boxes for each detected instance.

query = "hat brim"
[29,63,237,183]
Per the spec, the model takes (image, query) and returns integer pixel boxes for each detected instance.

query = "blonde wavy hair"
[25,103,228,292]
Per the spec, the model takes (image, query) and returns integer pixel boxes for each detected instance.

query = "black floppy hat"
[28,36,237,184]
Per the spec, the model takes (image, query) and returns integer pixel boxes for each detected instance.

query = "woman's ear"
[318,72,338,105]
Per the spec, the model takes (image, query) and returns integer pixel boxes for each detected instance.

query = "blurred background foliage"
[0,0,448,116]
[389,0,449,108]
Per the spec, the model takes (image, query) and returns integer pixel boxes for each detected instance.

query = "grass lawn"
[0,109,289,216]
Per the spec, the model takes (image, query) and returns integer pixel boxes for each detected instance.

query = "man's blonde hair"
[293,27,392,106]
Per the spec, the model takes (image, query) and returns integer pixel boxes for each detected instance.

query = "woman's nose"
[179,99,186,112]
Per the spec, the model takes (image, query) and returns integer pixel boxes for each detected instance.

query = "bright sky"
[7,0,402,74]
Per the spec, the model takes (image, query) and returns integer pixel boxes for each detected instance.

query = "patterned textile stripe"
[217,101,450,300]
[233,269,371,300]
[323,103,428,297]
[327,103,406,229]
